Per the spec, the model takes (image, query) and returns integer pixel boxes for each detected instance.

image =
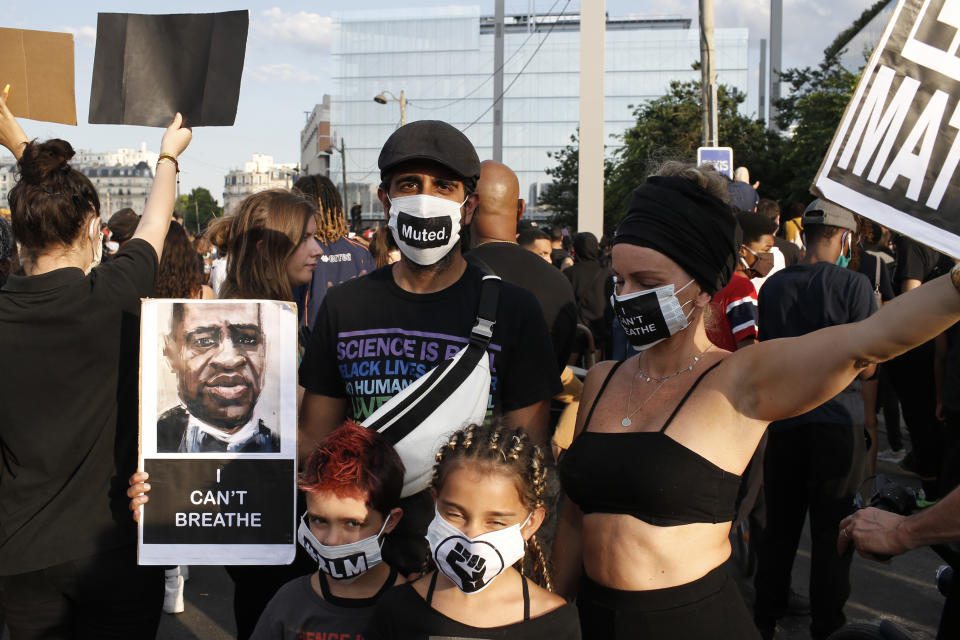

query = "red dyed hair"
[298,421,404,517]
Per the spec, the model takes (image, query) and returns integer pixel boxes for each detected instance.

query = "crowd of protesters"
[1,84,960,640]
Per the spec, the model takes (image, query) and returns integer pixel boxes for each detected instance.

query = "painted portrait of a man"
[157,302,279,453]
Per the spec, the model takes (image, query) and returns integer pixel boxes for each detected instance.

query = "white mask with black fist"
[424,506,530,594]
[387,194,466,265]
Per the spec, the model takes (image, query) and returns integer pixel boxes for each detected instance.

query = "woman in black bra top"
[551,161,960,640]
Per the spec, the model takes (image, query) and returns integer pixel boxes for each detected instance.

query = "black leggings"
[576,567,760,640]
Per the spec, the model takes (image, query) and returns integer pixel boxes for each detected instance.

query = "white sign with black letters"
[814,0,960,257]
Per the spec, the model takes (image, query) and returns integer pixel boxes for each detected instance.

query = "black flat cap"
[378,120,480,188]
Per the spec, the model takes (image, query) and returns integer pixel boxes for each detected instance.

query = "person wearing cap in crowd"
[298,120,561,576]
[752,199,879,639]
[550,161,960,639]
[106,207,140,256]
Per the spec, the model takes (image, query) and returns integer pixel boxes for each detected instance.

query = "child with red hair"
[250,421,405,639]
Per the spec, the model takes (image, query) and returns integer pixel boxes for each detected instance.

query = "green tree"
[604,80,786,227]
[539,131,616,229]
[178,187,222,236]
[774,54,859,203]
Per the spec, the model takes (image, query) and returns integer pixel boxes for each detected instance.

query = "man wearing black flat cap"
[299,120,560,576]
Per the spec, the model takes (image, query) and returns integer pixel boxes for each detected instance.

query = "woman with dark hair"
[552,161,960,639]
[158,220,215,300]
[0,87,191,638]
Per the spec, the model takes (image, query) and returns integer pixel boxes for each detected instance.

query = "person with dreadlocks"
[365,424,580,640]
[292,174,373,328]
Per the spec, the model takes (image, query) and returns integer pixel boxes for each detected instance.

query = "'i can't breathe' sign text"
[815,0,960,257]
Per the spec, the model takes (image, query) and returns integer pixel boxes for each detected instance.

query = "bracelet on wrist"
[157,153,179,172]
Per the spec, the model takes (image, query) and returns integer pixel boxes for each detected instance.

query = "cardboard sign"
[89,11,248,127]
[814,0,960,258]
[0,28,76,125]
[138,299,298,565]
[697,147,734,179]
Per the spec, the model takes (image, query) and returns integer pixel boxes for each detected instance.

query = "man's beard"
[400,243,460,275]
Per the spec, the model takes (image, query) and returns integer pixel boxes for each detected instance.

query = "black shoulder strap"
[426,571,439,606]
[660,361,723,433]
[581,359,627,431]
[366,276,501,444]
[521,575,530,621]
[464,251,498,277]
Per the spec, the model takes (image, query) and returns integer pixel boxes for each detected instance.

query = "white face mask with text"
[387,194,466,265]
[297,512,391,580]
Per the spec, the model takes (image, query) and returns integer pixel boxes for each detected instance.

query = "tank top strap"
[660,360,723,433]
[582,359,627,430]
[521,574,530,621]
[426,570,439,606]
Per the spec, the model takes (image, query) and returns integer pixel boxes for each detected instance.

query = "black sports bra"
[559,359,741,526]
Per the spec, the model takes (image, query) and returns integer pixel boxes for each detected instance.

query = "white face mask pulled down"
[425,507,530,594]
[387,194,466,265]
[297,512,391,580]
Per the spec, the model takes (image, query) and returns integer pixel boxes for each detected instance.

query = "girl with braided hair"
[365,423,581,640]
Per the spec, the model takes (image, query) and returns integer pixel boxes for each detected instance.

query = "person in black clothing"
[364,424,580,640]
[753,200,877,639]
[350,203,363,231]
[549,226,574,270]
[757,198,802,266]
[467,160,577,370]
[519,227,553,262]
[299,121,560,578]
[889,235,954,498]
[0,95,192,639]
[564,232,612,356]
[0,216,15,288]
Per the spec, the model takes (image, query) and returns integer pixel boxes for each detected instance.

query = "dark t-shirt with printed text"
[250,575,377,640]
[299,264,561,422]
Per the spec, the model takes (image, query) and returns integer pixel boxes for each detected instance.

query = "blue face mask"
[835,231,852,268]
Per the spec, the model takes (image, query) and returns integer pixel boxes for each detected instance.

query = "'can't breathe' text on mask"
[611,280,696,351]
[388,194,466,266]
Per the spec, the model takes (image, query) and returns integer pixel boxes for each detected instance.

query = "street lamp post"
[373,90,406,127]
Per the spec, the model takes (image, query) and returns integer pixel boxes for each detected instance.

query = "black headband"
[614,176,742,295]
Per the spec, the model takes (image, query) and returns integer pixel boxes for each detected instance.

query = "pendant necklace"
[621,348,712,428]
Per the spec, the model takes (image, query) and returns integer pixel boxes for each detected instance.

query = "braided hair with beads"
[430,423,553,592]
[292,174,349,244]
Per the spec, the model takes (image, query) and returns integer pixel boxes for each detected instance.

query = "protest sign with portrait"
[137,299,298,565]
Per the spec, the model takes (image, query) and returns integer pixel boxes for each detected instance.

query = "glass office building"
[329,6,752,215]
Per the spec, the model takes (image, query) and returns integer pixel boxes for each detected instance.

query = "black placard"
[89,11,248,127]
[142,458,294,544]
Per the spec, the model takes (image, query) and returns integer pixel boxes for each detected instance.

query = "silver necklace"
[621,351,709,428]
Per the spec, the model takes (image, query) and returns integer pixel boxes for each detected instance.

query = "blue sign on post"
[697,147,734,179]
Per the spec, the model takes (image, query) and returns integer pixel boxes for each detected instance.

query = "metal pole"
[493,0,505,162]
[577,0,605,237]
[699,0,718,147]
[398,92,406,127]
[339,139,349,209]
[759,38,767,125]
[770,0,782,130]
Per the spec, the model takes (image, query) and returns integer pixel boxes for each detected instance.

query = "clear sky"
[4,0,873,200]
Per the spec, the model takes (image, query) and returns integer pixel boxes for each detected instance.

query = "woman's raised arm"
[731,271,960,424]
[132,113,192,260]
[0,85,29,160]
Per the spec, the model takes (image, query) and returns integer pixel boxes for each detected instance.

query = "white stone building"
[223,154,299,214]
[301,96,333,178]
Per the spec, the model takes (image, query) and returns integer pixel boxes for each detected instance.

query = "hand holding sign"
[0,85,29,160]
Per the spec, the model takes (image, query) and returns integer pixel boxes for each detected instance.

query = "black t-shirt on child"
[0,239,157,575]
[364,582,582,640]
[299,264,561,422]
